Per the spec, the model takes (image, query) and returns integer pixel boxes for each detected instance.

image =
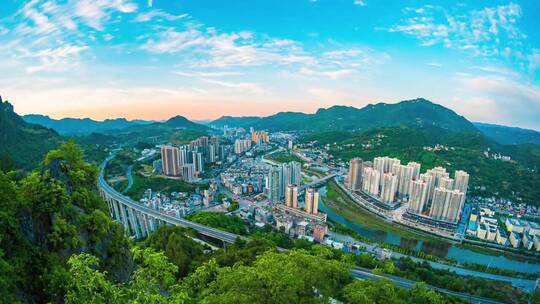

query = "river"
[318,187,540,275]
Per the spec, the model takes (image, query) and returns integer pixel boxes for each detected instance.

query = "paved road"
[121,165,133,194]
[99,158,242,244]
[350,267,504,304]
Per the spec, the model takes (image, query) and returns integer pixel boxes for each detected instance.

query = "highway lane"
[350,268,504,304]
[99,159,241,243]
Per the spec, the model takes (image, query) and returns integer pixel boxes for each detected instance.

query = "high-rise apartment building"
[305,188,320,214]
[251,131,269,144]
[285,184,298,208]
[161,145,181,177]
[234,139,252,154]
[181,164,195,182]
[373,156,400,178]
[407,162,421,181]
[429,187,464,223]
[443,190,465,223]
[396,164,415,196]
[439,177,454,190]
[381,173,398,204]
[408,180,428,214]
[429,187,448,220]
[362,167,381,196]
[454,170,469,206]
[347,158,363,191]
[267,167,281,203]
[192,152,204,174]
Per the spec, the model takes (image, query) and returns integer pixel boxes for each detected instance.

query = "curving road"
[99,157,242,244]
[350,267,504,304]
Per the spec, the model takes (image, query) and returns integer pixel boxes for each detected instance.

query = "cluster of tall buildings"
[266,161,302,203]
[161,136,225,181]
[251,130,269,145]
[347,156,469,223]
[284,185,320,216]
[234,139,252,154]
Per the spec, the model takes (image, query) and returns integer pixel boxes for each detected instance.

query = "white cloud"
[454,74,540,129]
[353,0,366,6]
[173,71,244,77]
[390,3,525,59]
[141,27,316,68]
[528,49,540,72]
[200,79,269,95]
[134,10,188,23]
[5,0,138,74]
[21,45,89,73]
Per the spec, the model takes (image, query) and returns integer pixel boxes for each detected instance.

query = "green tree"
[342,279,403,304]
[65,254,120,304]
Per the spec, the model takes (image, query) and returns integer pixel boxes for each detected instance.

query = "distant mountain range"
[0,97,62,169]
[1,95,210,169]
[211,98,478,134]
[473,122,540,146]
[23,114,154,135]
[211,98,540,146]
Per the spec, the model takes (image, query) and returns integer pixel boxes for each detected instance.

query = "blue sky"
[1,0,539,129]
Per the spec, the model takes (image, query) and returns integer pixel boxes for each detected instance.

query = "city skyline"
[1,0,540,130]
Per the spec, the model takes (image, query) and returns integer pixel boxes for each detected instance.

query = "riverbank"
[321,179,540,275]
[325,179,441,242]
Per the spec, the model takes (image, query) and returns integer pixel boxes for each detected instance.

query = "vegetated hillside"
[211,98,478,133]
[0,142,133,302]
[209,115,262,129]
[474,122,540,146]
[23,114,153,136]
[311,126,540,206]
[103,115,210,145]
[0,97,62,169]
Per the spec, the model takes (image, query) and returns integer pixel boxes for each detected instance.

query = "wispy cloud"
[390,3,526,61]
[454,73,540,129]
[134,10,187,23]
[200,79,269,95]
[172,71,244,78]
[5,0,138,74]
[141,26,315,68]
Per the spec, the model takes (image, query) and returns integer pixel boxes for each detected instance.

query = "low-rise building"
[528,222,540,236]
[496,229,508,246]
[533,235,540,252]
[505,218,527,234]
[522,232,534,250]
[476,223,487,239]
[509,232,522,248]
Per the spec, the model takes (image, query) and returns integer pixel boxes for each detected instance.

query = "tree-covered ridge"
[211,98,478,133]
[0,142,132,302]
[0,97,62,169]
[474,122,540,146]
[307,126,540,206]
[22,114,154,136]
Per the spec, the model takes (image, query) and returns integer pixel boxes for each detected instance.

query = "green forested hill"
[0,97,62,169]
[211,98,478,133]
[22,114,153,136]
[474,122,540,146]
